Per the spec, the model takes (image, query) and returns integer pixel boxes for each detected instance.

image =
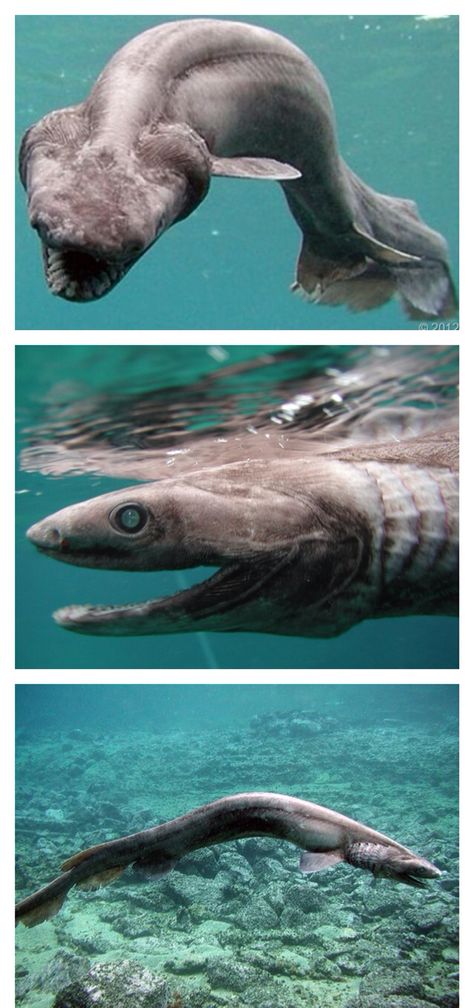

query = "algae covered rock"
[53,960,169,1008]
[348,966,459,1008]
[206,958,261,992]
[16,950,88,1001]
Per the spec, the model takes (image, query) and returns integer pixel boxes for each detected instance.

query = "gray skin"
[26,427,458,638]
[19,19,456,316]
[15,792,441,927]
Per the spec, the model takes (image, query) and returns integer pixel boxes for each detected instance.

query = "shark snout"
[27,519,66,552]
[31,210,147,262]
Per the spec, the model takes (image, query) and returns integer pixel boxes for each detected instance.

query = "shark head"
[346,841,442,888]
[19,110,211,301]
[26,459,373,637]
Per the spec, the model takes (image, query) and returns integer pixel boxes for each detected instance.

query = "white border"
[2,4,470,1005]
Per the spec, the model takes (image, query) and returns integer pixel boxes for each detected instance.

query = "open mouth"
[42,244,128,301]
[51,561,262,635]
[402,874,428,889]
[49,551,287,636]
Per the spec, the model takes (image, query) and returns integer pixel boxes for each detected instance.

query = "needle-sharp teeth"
[43,244,125,300]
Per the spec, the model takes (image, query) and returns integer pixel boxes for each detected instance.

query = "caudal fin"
[15,891,67,928]
[391,261,458,319]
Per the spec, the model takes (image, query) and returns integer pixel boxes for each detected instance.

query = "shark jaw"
[42,243,132,301]
[51,556,288,636]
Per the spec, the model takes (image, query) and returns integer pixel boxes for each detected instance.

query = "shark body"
[15,792,441,927]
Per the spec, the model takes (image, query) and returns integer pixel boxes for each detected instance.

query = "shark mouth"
[51,556,288,636]
[42,243,130,301]
[399,874,429,889]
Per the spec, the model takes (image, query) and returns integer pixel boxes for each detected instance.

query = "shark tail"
[15,890,68,928]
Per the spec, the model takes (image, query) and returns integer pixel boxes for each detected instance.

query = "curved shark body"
[26,427,458,638]
[19,19,456,316]
[15,792,441,927]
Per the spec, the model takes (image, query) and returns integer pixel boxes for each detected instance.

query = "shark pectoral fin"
[299,850,344,873]
[132,854,178,878]
[210,155,301,180]
[76,865,126,891]
[351,222,422,264]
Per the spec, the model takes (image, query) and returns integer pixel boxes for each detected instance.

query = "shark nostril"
[47,528,62,545]
[27,523,66,550]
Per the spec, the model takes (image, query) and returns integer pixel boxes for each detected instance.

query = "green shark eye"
[110,502,149,534]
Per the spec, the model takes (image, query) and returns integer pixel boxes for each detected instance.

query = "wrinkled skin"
[20,117,210,301]
[26,434,459,638]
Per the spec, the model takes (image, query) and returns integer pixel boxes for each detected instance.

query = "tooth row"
[44,246,122,300]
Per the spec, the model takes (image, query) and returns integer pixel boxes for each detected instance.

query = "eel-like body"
[26,427,459,638]
[19,19,456,316]
[15,792,441,927]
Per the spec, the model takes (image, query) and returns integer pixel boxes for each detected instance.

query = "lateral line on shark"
[15,793,441,927]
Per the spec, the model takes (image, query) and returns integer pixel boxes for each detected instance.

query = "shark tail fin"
[390,261,458,319]
[15,891,67,928]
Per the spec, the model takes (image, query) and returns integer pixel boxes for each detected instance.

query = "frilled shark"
[19,19,456,316]
[15,792,442,927]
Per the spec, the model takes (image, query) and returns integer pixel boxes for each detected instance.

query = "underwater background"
[15,14,459,331]
[15,344,459,670]
[15,683,459,1008]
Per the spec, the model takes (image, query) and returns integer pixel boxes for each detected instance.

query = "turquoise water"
[15,344,459,670]
[15,14,458,330]
[15,683,459,1008]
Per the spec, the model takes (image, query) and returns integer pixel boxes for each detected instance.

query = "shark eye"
[110,502,149,534]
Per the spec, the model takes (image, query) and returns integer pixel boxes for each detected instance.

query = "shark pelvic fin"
[76,865,126,890]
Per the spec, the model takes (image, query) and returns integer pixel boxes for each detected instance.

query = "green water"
[15,344,459,670]
[15,683,459,1008]
[15,14,458,330]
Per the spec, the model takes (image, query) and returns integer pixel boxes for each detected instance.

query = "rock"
[16,951,88,1000]
[235,894,280,930]
[405,902,448,934]
[358,967,426,1000]
[206,958,260,992]
[441,946,459,963]
[164,951,208,975]
[177,848,220,878]
[53,960,169,1008]
[352,999,438,1008]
